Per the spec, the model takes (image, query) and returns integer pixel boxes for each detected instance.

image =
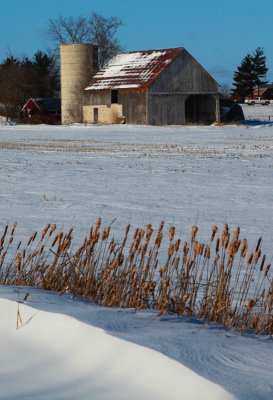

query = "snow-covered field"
[0,118,273,399]
[242,103,273,122]
[0,121,273,252]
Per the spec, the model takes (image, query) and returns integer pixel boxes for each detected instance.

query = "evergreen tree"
[252,47,268,94]
[232,47,268,98]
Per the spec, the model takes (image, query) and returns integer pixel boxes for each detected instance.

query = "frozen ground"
[0,121,273,399]
[0,122,273,255]
[242,103,273,121]
[0,286,272,400]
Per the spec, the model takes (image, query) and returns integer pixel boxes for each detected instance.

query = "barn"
[22,97,61,124]
[60,44,220,125]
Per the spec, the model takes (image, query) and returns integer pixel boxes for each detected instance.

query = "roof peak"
[85,47,184,91]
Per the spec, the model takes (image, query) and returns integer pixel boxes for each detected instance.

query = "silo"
[60,44,98,124]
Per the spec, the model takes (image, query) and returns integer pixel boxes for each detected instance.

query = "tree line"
[0,51,59,120]
[0,12,122,121]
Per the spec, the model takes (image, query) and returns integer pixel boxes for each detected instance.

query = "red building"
[22,98,61,124]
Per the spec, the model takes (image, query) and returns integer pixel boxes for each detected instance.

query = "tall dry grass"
[0,220,272,335]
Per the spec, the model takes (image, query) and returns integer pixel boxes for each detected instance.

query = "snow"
[1,286,272,400]
[84,49,177,90]
[0,120,273,399]
[0,287,237,400]
[0,122,273,254]
[242,103,273,121]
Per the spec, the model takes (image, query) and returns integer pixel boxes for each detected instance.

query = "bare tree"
[47,12,123,67]
[219,83,231,98]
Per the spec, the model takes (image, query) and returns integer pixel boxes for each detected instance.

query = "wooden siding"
[118,90,147,124]
[147,94,187,125]
[149,49,219,94]
[83,91,111,106]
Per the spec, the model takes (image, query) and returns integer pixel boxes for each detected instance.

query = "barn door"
[93,108,98,124]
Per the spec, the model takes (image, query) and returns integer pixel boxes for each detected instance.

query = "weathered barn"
[82,47,220,125]
[60,44,220,125]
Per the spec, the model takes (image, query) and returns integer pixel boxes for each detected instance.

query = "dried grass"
[0,221,272,335]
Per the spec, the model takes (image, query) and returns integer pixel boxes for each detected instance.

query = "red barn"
[22,98,61,124]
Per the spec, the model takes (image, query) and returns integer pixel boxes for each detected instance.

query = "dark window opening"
[93,107,99,124]
[111,90,118,104]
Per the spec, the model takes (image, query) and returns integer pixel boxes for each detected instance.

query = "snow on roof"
[84,48,183,91]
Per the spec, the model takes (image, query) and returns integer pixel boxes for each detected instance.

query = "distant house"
[22,98,61,124]
[251,86,273,100]
[60,44,221,125]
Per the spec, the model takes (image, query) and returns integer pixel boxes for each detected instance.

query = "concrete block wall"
[83,104,123,124]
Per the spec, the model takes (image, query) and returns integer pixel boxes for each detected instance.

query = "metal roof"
[22,97,61,112]
[84,48,183,91]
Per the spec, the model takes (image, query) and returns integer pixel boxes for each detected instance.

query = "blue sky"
[1,0,273,87]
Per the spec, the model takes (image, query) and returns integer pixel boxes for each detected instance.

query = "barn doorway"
[93,108,98,124]
[185,95,216,124]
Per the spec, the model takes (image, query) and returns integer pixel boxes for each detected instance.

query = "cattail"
[221,224,230,249]
[204,245,210,259]
[146,224,153,240]
[52,233,59,247]
[133,228,139,239]
[254,249,261,264]
[213,253,220,267]
[155,231,163,247]
[41,224,50,240]
[183,242,189,256]
[228,240,236,257]
[227,255,234,269]
[255,237,262,252]
[102,226,110,241]
[247,298,257,309]
[174,239,181,252]
[260,254,266,271]
[265,263,271,277]
[169,226,175,241]
[247,252,253,267]
[215,237,220,254]
[11,223,17,236]
[240,239,248,257]
[49,224,56,236]
[95,217,101,230]
[159,221,164,232]
[193,241,199,256]
[15,253,21,273]
[168,244,175,258]
[210,225,218,242]
[191,226,198,244]
[234,226,240,241]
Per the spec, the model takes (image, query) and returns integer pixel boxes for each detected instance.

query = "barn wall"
[118,90,147,124]
[83,104,123,124]
[147,94,187,125]
[83,91,111,106]
[150,49,219,94]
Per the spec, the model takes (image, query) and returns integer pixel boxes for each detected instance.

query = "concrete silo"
[60,44,98,124]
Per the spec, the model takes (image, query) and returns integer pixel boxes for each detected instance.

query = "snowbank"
[0,287,235,400]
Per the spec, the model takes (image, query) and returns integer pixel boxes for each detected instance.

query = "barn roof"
[22,97,61,112]
[84,48,183,91]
